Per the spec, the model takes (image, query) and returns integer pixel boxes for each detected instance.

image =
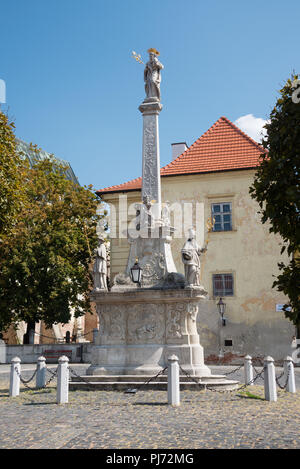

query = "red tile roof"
[97,116,266,195]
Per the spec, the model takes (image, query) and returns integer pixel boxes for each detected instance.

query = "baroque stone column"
[139,99,162,221]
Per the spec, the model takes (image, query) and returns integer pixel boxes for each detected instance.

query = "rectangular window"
[211,202,232,231]
[224,339,233,347]
[213,273,234,296]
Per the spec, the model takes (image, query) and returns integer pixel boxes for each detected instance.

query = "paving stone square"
[0,365,299,450]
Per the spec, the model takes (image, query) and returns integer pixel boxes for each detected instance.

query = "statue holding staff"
[92,237,107,291]
[144,48,164,101]
[181,228,207,286]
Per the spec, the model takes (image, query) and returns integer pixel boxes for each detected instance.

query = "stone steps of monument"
[70,374,228,383]
[69,376,239,391]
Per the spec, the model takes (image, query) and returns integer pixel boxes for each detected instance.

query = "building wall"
[0,343,92,364]
[102,169,295,361]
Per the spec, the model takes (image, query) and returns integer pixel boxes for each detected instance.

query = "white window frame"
[212,273,234,297]
[211,202,232,231]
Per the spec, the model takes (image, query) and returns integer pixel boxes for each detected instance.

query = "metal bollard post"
[244,355,254,386]
[168,355,180,407]
[284,356,296,393]
[9,357,21,397]
[264,356,277,402]
[36,356,46,389]
[56,355,69,404]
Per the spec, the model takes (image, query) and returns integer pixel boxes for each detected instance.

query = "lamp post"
[130,258,143,287]
[217,297,226,326]
[217,297,226,359]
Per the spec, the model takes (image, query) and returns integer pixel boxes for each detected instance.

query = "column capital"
[139,100,163,115]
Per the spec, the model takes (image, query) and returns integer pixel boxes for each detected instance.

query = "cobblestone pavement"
[0,365,299,449]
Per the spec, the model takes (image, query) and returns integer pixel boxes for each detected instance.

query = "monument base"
[87,287,212,377]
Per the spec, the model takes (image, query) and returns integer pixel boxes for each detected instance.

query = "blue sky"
[0,0,299,190]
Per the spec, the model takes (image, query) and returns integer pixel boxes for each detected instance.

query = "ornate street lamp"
[217,297,226,326]
[130,258,143,287]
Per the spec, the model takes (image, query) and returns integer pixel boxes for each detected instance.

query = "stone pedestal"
[87,287,211,377]
[123,227,178,288]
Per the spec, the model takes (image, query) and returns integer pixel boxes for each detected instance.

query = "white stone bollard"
[264,356,277,402]
[36,356,46,389]
[284,356,296,393]
[56,355,69,404]
[244,355,254,386]
[9,357,21,397]
[168,355,180,407]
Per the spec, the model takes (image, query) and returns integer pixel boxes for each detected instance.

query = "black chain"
[179,364,266,394]
[46,367,58,377]
[17,368,37,384]
[253,365,265,380]
[42,367,58,388]
[222,364,244,376]
[14,365,58,391]
[33,329,94,341]
[207,367,266,394]
[179,366,205,387]
[14,366,37,390]
[275,365,291,390]
[69,366,170,393]
[68,366,90,383]
[124,367,168,394]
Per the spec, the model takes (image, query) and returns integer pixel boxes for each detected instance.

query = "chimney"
[171,142,188,161]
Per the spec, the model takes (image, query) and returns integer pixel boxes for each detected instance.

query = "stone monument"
[86,50,234,384]
[181,228,207,287]
[92,237,108,291]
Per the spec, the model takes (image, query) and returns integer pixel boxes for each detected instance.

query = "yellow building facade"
[98,117,295,362]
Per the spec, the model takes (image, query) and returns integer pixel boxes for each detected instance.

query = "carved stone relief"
[127,303,164,343]
[98,304,125,341]
[142,116,158,201]
[166,303,184,339]
[141,252,166,286]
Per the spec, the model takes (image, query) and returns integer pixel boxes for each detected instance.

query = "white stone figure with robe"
[144,48,164,101]
[140,195,153,229]
[92,237,107,291]
[181,228,207,286]
[161,201,170,226]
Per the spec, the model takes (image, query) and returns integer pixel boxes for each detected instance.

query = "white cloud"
[234,114,269,142]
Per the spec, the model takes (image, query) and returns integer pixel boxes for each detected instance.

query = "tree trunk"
[27,320,36,344]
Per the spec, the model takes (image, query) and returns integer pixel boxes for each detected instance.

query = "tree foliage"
[0,117,104,330]
[0,112,25,236]
[249,75,300,327]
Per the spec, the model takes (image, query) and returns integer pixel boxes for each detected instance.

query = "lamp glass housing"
[130,260,142,285]
[217,297,226,317]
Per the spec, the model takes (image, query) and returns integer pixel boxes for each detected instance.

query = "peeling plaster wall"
[102,169,295,361]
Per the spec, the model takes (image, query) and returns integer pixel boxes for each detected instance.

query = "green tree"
[0,151,104,332]
[0,112,25,237]
[249,75,300,333]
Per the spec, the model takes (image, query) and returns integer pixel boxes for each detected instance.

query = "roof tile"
[97,116,265,195]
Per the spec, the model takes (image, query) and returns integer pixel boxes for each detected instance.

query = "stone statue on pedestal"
[181,228,207,286]
[141,195,153,228]
[144,48,164,101]
[161,201,170,226]
[92,238,107,291]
